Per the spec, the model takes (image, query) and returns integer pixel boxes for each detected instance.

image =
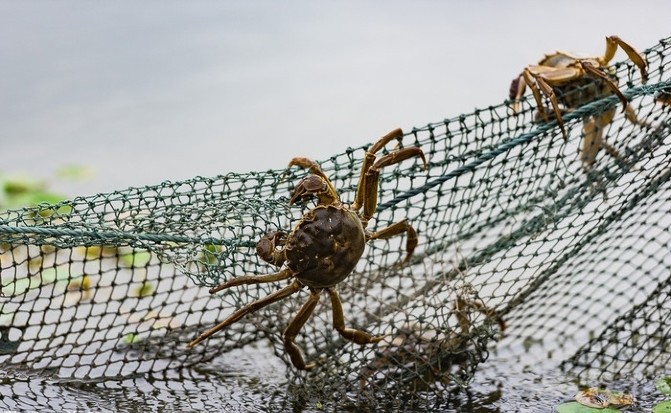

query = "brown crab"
[509,36,649,173]
[188,128,426,370]
[657,88,671,106]
[359,286,505,388]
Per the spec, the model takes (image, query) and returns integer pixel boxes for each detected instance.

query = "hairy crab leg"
[361,147,427,224]
[579,61,629,111]
[366,219,418,264]
[581,108,617,171]
[603,35,648,82]
[509,74,527,113]
[209,268,294,294]
[283,288,321,370]
[327,287,384,345]
[454,297,506,334]
[188,279,301,348]
[525,69,570,139]
[523,69,550,123]
[351,128,404,212]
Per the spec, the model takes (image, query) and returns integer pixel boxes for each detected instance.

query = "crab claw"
[289,174,337,205]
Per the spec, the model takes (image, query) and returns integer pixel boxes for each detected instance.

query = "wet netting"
[1,36,671,410]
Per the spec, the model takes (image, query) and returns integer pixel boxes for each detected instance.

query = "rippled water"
[1,339,667,412]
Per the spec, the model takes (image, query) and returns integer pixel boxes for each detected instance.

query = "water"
[2,1,670,194]
[2,1,671,411]
[2,339,667,412]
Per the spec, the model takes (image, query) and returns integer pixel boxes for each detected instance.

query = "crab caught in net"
[359,284,506,391]
[188,128,427,370]
[509,35,650,173]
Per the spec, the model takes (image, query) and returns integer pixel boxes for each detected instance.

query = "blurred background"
[2,0,670,197]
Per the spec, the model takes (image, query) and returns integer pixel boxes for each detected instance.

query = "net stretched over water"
[1,36,670,410]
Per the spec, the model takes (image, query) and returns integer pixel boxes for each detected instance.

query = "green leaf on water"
[119,250,151,267]
[1,176,43,195]
[40,265,72,283]
[199,243,222,265]
[653,400,671,413]
[123,333,141,344]
[1,277,35,296]
[555,401,620,413]
[2,265,73,296]
[132,281,154,298]
[657,376,671,396]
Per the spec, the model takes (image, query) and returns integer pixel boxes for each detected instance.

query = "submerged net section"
[1,36,671,409]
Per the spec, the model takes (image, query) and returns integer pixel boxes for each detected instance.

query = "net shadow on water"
[1,36,671,412]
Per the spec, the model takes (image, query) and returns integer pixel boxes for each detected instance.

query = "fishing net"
[1,36,670,410]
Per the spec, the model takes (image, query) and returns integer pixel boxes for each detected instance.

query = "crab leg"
[581,108,624,172]
[283,288,321,370]
[603,35,648,82]
[524,66,571,139]
[509,74,527,113]
[360,147,426,224]
[535,74,567,138]
[454,297,506,334]
[366,219,418,264]
[351,128,404,212]
[580,61,629,111]
[188,279,301,348]
[328,287,384,344]
[208,268,293,294]
[523,69,550,122]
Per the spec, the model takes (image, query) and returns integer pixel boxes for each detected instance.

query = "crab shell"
[285,205,365,289]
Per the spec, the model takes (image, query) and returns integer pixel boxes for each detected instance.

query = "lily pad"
[123,333,141,344]
[652,400,671,413]
[119,250,151,267]
[555,401,620,413]
[657,376,671,396]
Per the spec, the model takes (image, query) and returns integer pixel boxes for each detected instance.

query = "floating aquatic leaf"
[1,176,43,195]
[123,333,141,344]
[119,250,151,267]
[652,400,671,413]
[1,264,71,297]
[657,376,671,396]
[80,245,119,260]
[131,281,154,298]
[199,243,222,265]
[67,275,91,292]
[40,265,72,284]
[555,401,620,413]
[2,276,37,296]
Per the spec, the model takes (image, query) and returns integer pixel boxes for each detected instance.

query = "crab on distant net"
[657,88,671,107]
[359,286,505,388]
[509,35,648,172]
[188,128,427,370]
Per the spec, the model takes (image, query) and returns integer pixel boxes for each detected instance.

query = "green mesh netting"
[1,36,670,410]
